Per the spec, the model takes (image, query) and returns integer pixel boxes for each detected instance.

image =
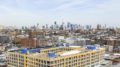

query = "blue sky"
[0,0,120,27]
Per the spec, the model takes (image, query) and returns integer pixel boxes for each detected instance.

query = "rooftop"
[8,46,105,61]
[25,46,105,61]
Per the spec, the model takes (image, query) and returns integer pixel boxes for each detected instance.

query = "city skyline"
[0,0,120,27]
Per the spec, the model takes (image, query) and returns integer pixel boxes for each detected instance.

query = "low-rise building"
[7,46,105,67]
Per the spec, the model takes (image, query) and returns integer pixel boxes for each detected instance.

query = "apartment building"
[7,46,105,67]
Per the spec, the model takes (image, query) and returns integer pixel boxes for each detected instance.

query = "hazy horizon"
[0,0,120,27]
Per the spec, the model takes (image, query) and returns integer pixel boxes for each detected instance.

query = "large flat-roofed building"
[7,46,105,67]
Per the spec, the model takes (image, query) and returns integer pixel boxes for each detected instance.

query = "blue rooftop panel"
[87,45,96,50]
[20,48,28,54]
[48,52,56,58]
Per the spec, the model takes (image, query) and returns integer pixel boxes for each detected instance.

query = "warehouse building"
[7,46,105,67]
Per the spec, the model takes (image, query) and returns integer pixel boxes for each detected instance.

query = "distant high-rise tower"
[53,21,59,30]
[54,21,57,25]
[86,25,92,30]
[97,24,101,30]
[67,22,71,30]
[46,24,48,29]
